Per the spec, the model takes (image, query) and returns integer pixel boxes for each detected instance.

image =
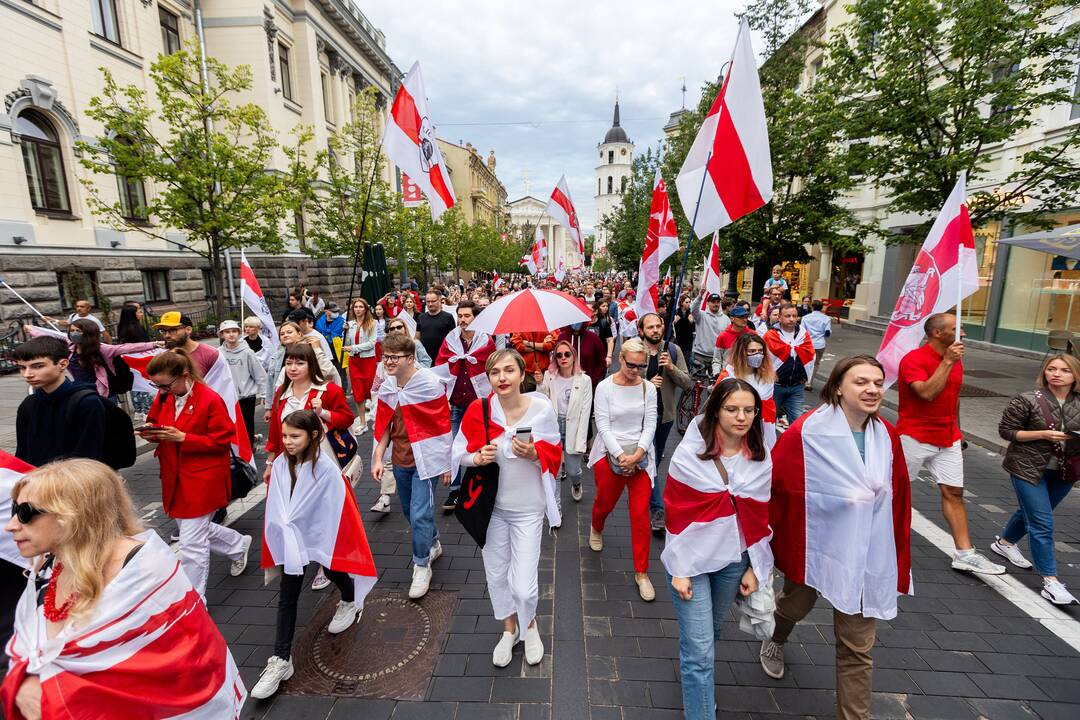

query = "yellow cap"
[152,311,186,329]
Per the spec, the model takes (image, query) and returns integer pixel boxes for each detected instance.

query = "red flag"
[877,175,978,387]
[383,62,456,220]
[544,176,583,256]
[635,170,680,317]
[675,19,773,237]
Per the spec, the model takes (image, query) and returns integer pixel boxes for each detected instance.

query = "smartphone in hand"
[515,426,533,443]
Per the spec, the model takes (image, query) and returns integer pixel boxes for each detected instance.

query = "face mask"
[571,322,585,331]
[746,353,764,369]
[69,332,83,344]
[329,312,339,319]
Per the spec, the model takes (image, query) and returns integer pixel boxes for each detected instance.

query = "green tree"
[823,0,1080,235]
[78,45,298,317]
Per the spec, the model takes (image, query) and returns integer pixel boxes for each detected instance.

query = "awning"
[996,223,1080,261]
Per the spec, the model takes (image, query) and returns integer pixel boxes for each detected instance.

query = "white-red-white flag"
[554,257,567,283]
[662,267,672,293]
[700,232,723,309]
[520,226,545,275]
[544,176,583,256]
[383,62,456,221]
[373,367,452,481]
[877,174,978,388]
[492,270,505,289]
[676,19,773,238]
[0,450,33,569]
[635,170,680,316]
[239,250,279,357]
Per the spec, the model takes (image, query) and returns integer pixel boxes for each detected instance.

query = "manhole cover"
[283,589,456,700]
[959,384,1005,398]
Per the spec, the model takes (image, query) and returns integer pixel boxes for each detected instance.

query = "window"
[57,271,99,310]
[1072,37,1080,120]
[294,210,307,250]
[278,43,293,100]
[607,176,613,194]
[597,178,601,195]
[142,270,170,302]
[115,137,147,220]
[348,92,356,123]
[608,150,614,164]
[159,7,181,55]
[200,268,216,299]
[321,72,333,123]
[90,0,120,45]
[621,176,628,193]
[17,110,70,213]
[990,61,1020,118]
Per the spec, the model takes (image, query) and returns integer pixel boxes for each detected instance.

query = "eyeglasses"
[623,361,647,371]
[383,353,412,364]
[11,501,48,524]
[720,405,758,417]
[149,376,183,391]
[555,352,573,359]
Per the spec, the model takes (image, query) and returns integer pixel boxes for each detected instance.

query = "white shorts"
[900,435,964,488]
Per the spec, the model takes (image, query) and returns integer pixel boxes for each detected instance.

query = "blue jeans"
[556,415,583,484]
[773,383,805,423]
[448,404,468,490]
[1001,471,1073,576]
[668,553,750,720]
[650,420,674,513]
[392,466,439,566]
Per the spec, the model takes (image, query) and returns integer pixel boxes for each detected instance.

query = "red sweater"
[265,382,354,455]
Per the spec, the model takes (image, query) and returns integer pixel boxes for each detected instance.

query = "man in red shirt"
[511,331,556,392]
[712,305,757,374]
[897,313,1004,575]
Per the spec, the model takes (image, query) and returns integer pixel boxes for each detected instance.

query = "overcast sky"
[362,0,749,234]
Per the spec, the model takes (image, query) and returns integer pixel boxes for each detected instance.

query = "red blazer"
[146,381,233,519]
[265,382,354,456]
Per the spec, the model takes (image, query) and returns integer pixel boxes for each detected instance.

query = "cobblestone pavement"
[96,327,1080,718]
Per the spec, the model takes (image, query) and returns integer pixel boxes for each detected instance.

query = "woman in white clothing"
[540,340,593,503]
[715,333,778,448]
[588,337,659,602]
[453,349,563,668]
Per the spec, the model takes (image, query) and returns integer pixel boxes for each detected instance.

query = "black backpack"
[66,389,137,470]
[105,357,135,396]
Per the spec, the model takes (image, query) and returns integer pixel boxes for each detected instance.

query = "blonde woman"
[345,298,378,434]
[588,337,658,601]
[540,340,593,503]
[2,460,245,717]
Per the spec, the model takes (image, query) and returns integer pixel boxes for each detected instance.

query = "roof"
[603,100,630,144]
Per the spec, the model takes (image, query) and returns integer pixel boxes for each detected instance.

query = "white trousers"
[481,507,545,629]
[177,512,247,597]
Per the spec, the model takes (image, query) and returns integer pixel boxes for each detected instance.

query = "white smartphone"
[515,426,533,443]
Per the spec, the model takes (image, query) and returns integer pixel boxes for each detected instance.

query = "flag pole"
[0,279,63,331]
[665,151,713,346]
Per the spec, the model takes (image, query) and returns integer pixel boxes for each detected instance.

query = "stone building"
[0,0,400,326]
[593,99,633,258]
[507,195,577,272]
[436,139,507,229]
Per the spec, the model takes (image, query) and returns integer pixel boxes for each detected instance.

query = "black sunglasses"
[555,351,573,359]
[623,361,647,371]
[11,501,48,524]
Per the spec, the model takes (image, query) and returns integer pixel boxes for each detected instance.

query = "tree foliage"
[78,45,300,316]
[823,0,1080,236]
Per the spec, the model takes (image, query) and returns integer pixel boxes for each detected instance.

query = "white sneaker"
[250,655,293,699]
[409,564,432,599]
[370,495,391,513]
[352,418,367,437]
[492,629,519,667]
[230,535,252,577]
[524,624,544,665]
[327,600,362,634]
[311,567,330,591]
[429,541,443,564]
[991,537,1033,569]
[951,549,1006,575]
[1042,579,1079,606]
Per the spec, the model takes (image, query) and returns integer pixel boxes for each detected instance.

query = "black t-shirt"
[416,311,456,360]
[646,351,665,422]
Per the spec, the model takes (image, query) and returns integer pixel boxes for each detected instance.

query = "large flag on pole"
[383,62,456,221]
[239,251,279,357]
[700,232,723,309]
[635,170,680,316]
[545,176,583,256]
[877,174,978,388]
[675,18,773,237]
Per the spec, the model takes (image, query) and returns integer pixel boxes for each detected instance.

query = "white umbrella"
[467,288,592,336]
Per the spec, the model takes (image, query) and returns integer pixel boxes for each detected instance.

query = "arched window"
[607,176,613,194]
[115,137,147,220]
[608,150,614,164]
[621,176,628,193]
[17,110,70,213]
[598,178,601,195]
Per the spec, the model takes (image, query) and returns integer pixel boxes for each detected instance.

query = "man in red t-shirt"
[897,312,1004,576]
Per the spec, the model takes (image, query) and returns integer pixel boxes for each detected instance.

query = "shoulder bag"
[1033,390,1080,484]
[607,381,649,475]
[455,398,501,547]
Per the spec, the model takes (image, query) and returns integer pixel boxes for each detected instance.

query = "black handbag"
[454,398,500,547]
[229,448,258,501]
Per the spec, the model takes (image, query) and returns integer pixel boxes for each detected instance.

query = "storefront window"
[960,221,1001,340]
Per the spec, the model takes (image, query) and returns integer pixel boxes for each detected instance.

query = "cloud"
[362,0,747,233]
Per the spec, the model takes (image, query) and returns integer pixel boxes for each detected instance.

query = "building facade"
[593,99,633,257]
[0,0,400,325]
[507,195,576,272]
[436,139,507,229]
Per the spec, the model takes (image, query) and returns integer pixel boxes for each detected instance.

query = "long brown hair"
[281,409,323,488]
[274,343,325,406]
[728,333,776,383]
[697,377,766,462]
[351,298,375,335]
[71,319,107,374]
[819,355,884,416]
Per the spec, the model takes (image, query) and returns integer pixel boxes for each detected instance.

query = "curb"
[878,396,1006,457]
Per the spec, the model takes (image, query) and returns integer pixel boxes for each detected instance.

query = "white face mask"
[746,353,764,369]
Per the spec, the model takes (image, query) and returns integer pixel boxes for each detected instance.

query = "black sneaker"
[650,509,665,534]
[212,507,227,524]
[442,489,459,512]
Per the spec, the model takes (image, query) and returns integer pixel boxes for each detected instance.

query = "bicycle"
[676,363,714,435]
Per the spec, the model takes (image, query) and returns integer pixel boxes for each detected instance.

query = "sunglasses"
[555,352,573,359]
[11,501,48,524]
[623,361,647,371]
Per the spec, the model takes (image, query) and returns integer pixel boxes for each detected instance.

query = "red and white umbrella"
[468,288,592,336]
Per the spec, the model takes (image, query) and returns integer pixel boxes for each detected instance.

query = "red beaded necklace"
[43,561,79,623]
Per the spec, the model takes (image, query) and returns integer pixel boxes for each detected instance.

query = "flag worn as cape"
[763,325,815,382]
[373,367,452,480]
[433,327,496,400]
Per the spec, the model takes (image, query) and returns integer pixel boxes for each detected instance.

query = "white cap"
[218,320,241,332]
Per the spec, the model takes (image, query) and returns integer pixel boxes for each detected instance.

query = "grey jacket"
[690,303,730,358]
[999,389,1080,484]
[646,342,692,424]
[219,343,267,400]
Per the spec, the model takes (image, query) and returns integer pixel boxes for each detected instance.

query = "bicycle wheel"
[676,384,695,435]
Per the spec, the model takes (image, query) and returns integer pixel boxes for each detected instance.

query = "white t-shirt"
[552,374,574,418]
[493,397,547,514]
[68,313,105,332]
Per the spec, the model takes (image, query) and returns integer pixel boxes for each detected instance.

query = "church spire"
[612,98,621,128]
